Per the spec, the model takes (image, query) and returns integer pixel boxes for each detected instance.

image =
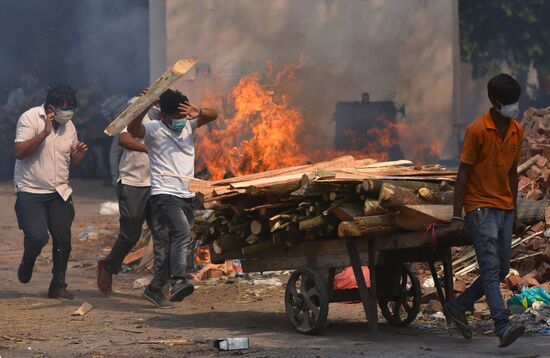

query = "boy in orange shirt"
[445,73,525,348]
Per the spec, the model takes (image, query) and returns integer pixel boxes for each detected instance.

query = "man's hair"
[160,89,188,115]
[487,73,521,105]
[45,85,78,109]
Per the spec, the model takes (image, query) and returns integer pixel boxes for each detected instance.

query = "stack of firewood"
[190,156,456,256]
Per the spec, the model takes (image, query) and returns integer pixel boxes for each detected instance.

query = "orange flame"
[195,60,440,180]
[195,63,308,179]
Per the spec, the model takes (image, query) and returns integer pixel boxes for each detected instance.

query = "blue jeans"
[147,194,195,292]
[450,208,514,336]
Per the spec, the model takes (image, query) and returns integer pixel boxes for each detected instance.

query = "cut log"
[332,202,365,221]
[353,214,394,229]
[363,200,388,216]
[378,183,453,209]
[378,183,419,209]
[242,240,274,255]
[250,219,268,236]
[212,235,243,255]
[104,59,197,136]
[371,180,448,193]
[299,215,324,231]
[394,205,453,231]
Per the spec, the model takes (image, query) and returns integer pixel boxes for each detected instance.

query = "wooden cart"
[211,227,470,334]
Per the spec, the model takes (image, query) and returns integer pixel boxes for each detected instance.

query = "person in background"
[96,101,170,301]
[100,94,130,185]
[14,85,88,299]
[446,73,525,348]
[128,89,217,308]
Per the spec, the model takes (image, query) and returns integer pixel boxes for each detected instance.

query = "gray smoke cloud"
[67,1,149,95]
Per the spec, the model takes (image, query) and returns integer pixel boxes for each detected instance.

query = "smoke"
[0,0,149,102]
[165,0,457,160]
[68,1,149,95]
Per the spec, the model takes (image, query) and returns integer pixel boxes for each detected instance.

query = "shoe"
[48,288,75,300]
[96,260,112,296]
[17,257,36,284]
[444,302,472,339]
[143,287,175,309]
[169,279,194,302]
[499,324,525,348]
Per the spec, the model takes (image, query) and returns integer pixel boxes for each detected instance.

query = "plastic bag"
[507,287,550,314]
[333,266,371,290]
[99,201,119,215]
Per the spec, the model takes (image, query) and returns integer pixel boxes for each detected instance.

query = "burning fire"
[195,63,308,179]
[194,60,440,180]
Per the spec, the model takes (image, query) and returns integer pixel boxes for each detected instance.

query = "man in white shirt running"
[128,89,217,308]
[97,104,170,300]
[14,85,88,299]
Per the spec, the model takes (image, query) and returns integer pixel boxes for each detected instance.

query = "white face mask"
[54,109,74,124]
[497,101,519,119]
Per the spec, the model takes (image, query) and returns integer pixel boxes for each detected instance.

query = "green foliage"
[459,0,550,78]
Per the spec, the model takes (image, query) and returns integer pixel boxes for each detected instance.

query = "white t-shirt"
[143,118,198,198]
[118,110,157,187]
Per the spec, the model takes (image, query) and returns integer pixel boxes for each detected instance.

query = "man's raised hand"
[43,111,55,137]
[178,102,201,119]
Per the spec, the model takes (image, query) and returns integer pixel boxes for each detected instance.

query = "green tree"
[460,0,550,100]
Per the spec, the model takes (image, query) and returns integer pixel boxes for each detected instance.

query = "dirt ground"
[0,180,549,358]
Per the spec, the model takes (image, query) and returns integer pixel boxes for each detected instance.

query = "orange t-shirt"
[460,111,524,213]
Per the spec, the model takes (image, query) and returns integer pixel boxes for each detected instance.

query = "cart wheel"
[285,268,329,334]
[378,264,421,326]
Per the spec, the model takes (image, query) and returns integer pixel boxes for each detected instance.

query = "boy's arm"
[119,132,147,152]
[450,163,472,232]
[127,106,151,139]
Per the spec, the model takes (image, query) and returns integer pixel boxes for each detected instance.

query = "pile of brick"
[502,107,550,291]
[520,107,550,200]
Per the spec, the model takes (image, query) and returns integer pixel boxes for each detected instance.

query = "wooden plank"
[229,173,306,190]
[213,155,356,186]
[394,204,453,231]
[123,246,147,265]
[357,160,413,168]
[337,221,396,238]
[104,59,197,136]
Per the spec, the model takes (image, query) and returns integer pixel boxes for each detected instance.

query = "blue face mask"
[169,117,188,132]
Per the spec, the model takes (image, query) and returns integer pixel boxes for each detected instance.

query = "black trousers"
[15,192,75,292]
[103,183,167,275]
[148,194,195,292]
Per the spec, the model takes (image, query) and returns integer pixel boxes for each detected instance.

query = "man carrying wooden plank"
[14,85,88,299]
[446,74,525,347]
[96,101,170,300]
[128,89,218,308]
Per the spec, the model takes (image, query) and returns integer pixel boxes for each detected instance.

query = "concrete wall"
[150,0,459,159]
